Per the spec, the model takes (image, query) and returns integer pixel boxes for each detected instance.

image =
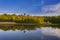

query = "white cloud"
[41,27,60,38]
[41,3,60,16]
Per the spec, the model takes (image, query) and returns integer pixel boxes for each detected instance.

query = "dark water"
[0,25,60,40]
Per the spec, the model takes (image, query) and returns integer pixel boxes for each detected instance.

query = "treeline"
[0,14,43,24]
[44,16,60,24]
[0,14,60,24]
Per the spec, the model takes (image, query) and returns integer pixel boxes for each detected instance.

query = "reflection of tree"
[23,30,26,33]
[0,25,41,31]
[49,25,60,28]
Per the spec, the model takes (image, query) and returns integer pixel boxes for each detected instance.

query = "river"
[0,25,60,40]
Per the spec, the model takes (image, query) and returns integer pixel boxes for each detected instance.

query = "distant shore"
[0,22,16,24]
[0,22,39,26]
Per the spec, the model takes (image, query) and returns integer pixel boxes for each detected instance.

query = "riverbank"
[0,22,39,26]
[0,22,59,26]
[0,22,16,24]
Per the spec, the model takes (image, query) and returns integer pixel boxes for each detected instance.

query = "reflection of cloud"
[41,27,60,38]
[41,3,60,16]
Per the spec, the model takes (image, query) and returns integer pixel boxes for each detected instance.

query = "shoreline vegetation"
[0,13,59,25]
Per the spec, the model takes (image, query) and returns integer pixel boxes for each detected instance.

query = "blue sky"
[0,0,60,16]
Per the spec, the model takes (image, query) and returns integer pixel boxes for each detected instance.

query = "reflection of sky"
[41,27,60,38]
[0,29,42,40]
[0,27,60,40]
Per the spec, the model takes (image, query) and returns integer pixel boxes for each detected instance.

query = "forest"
[0,13,60,25]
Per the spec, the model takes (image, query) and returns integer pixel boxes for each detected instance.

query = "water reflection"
[0,25,41,31]
[41,27,60,40]
[0,25,60,40]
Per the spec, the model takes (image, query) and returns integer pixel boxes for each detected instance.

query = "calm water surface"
[0,25,60,40]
